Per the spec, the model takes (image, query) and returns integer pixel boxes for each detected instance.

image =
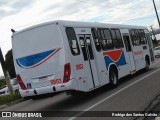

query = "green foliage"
[0,79,6,88]
[0,91,22,105]
[5,49,16,79]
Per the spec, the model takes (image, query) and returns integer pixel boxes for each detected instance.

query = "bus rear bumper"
[19,79,77,98]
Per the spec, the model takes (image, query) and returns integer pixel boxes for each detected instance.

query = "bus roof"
[12,20,148,36]
[62,20,147,29]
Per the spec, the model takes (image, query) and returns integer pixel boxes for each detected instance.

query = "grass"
[0,91,22,106]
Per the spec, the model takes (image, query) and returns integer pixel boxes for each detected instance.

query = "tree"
[5,49,16,79]
[0,48,14,95]
[152,37,158,47]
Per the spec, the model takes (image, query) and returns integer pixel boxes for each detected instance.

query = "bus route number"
[76,64,83,70]
[50,79,62,84]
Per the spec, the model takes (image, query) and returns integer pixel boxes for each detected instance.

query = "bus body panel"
[12,23,67,97]
[12,20,154,98]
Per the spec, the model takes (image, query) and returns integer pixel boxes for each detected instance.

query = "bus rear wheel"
[109,67,118,87]
[144,60,149,71]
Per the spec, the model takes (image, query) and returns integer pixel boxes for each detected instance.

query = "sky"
[0,0,160,76]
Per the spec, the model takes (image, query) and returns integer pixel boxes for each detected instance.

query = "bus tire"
[109,67,118,87]
[144,60,149,71]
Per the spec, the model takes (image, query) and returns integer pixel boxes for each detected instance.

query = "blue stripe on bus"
[16,49,56,69]
[104,51,127,69]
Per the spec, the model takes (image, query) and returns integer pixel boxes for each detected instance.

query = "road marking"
[68,68,160,120]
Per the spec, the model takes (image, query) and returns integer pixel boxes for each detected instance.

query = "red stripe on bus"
[30,48,61,69]
[103,49,122,62]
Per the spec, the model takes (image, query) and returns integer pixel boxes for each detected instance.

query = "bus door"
[78,34,100,89]
[123,34,136,74]
[145,32,155,62]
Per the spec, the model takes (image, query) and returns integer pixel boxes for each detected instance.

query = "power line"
[85,10,156,23]
[75,0,152,10]
[106,16,156,22]
[74,0,159,25]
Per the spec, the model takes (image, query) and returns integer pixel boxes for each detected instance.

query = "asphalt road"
[1,59,160,120]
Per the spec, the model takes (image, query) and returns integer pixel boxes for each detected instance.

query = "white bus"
[12,20,154,98]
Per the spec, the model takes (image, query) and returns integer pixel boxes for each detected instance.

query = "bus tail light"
[63,63,71,83]
[16,74,27,90]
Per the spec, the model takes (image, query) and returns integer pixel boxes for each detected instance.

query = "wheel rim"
[111,72,117,85]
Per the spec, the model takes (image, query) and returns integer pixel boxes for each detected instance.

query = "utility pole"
[150,25,157,40]
[0,47,14,95]
[152,0,160,29]
[150,25,158,47]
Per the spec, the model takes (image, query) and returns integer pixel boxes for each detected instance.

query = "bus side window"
[97,29,107,51]
[139,29,146,45]
[115,29,124,48]
[134,29,141,45]
[100,29,107,50]
[86,37,94,60]
[66,27,80,55]
[98,28,114,50]
[111,29,124,48]
[129,29,140,46]
[123,35,131,52]
[129,30,135,46]
[103,29,114,50]
[79,37,88,61]
[91,28,101,52]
